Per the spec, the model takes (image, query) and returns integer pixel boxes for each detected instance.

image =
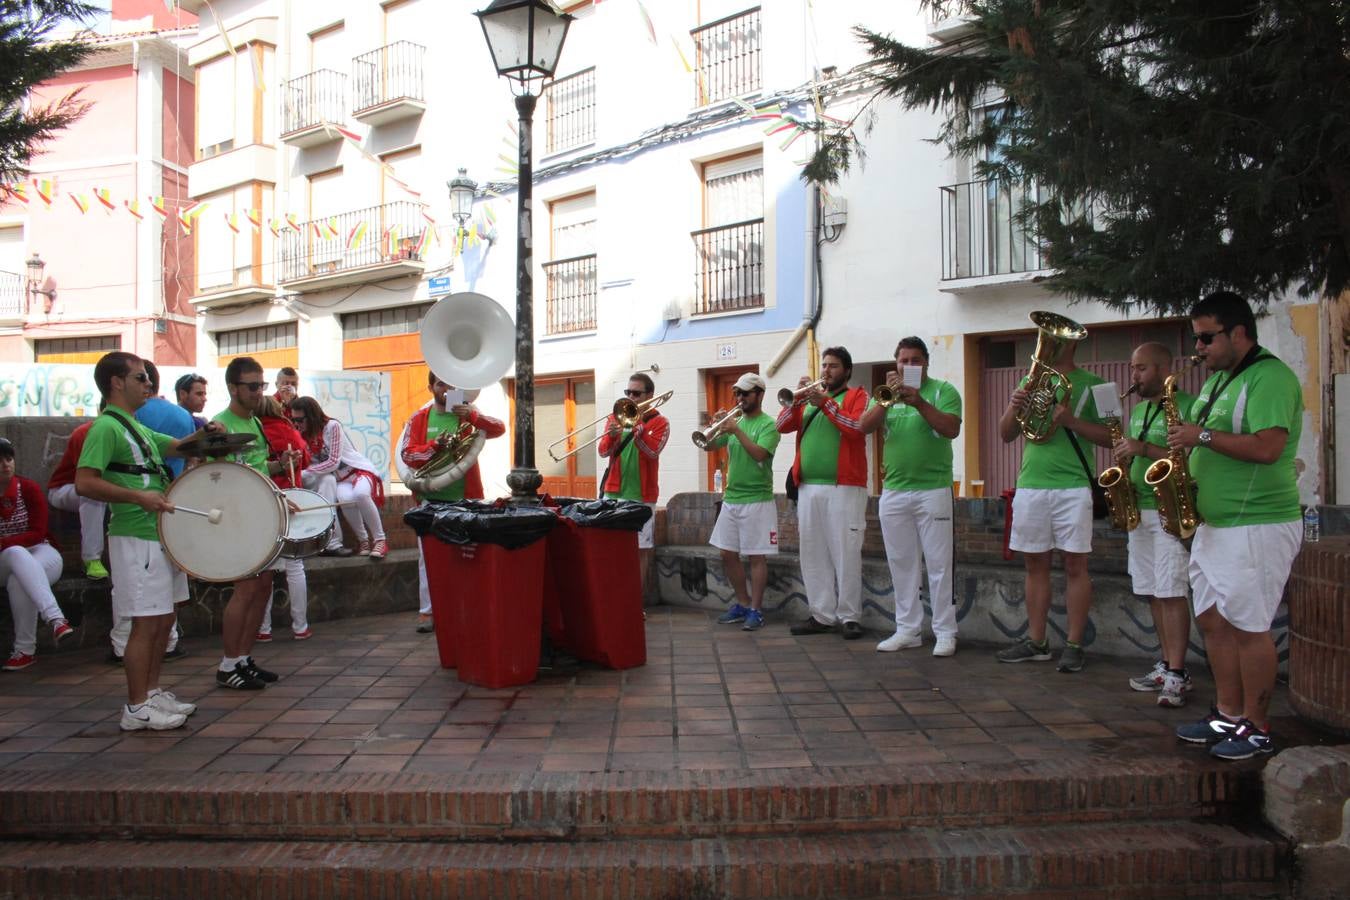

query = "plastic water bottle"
[713,469,723,493]
[1303,497,1320,543]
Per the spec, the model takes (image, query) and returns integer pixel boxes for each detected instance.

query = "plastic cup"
[952,479,961,497]
[970,480,985,498]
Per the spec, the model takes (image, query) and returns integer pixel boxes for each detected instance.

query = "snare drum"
[281,488,335,559]
[159,461,288,582]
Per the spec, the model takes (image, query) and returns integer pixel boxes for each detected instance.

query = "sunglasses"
[624,389,648,398]
[233,381,269,392]
[1194,328,1230,346]
[124,372,150,384]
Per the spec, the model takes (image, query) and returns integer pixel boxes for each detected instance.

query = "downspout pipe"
[766,178,825,378]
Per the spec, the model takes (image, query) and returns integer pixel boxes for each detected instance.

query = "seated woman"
[0,437,76,670]
[288,396,389,559]
[256,396,314,642]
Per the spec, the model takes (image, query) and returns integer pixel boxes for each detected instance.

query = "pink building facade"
[0,2,197,366]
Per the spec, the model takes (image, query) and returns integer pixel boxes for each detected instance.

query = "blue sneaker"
[1210,720,1273,760]
[1176,707,1243,744]
[717,603,750,624]
[741,609,764,631]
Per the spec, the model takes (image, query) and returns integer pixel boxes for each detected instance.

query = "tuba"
[1144,358,1203,539]
[1017,311,1088,442]
[1096,384,1141,532]
[399,292,514,493]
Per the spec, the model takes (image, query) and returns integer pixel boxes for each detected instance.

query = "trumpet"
[692,407,744,449]
[546,389,674,462]
[777,377,826,407]
[872,384,898,408]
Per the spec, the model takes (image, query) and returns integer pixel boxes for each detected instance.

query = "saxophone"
[1096,384,1141,532]
[1144,358,1203,539]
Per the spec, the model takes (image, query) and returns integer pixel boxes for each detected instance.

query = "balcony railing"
[543,254,597,334]
[692,218,764,315]
[0,271,23,318]
[543,67,596,154]
[281,69,347,136]
[691,6,761,105]
[278,201,426,284]
[940,178,1099,281]
[352,41,425,115]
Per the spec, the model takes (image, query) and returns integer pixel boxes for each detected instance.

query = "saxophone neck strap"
[1197,345,1272,427]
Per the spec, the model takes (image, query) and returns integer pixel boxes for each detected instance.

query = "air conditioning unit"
[663,296,688,322]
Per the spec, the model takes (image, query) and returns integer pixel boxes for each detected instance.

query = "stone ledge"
[654,544,1291,667]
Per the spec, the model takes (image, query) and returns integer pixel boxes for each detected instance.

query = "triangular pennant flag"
[268,217,283,237]
[225,211,240,234]
[245,208,263,229]
[325,217,340,239]
[415,226,433,257]
[176,208,193,235]
[286,212,301,232]
[385,225,400,256]
[635,0,658,44]
[34,178,55,206]
[68,193,89,214]
[94,187,116,211]
[6,183,29,204]
[421,209,437,226]
[149,196,169,218]
[311,222,324,239]
[125,199,144,220]
[346,221,367,249]
[333,124,362,143]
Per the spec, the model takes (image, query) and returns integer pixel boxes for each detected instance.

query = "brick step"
[0,758,1261,842]
[0,822,1289,899]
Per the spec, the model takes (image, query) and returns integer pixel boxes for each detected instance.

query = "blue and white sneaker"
[741,609,765,631]
[1210,720,1273,760]
[717,603,750,625]
[1176,707,1243,744]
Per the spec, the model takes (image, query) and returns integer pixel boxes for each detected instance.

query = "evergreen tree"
[0,1,99,185]
[806,1,1350,314]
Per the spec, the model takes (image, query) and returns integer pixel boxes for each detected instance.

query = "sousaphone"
[402,292,514,493]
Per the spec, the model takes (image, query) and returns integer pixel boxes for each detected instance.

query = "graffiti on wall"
[0,363,392,480]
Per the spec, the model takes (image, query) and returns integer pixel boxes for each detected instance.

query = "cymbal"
[178,432,258,458]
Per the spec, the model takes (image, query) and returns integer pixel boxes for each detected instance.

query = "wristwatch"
[1198,429,1213,446]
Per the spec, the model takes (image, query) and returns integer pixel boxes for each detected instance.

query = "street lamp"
[25,253,55,312]
[475,0,573,503]
[448,168,477,232]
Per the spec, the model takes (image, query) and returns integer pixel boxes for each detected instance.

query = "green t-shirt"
[874,377,962,491]
[76,410,176,540]
[1015,367,1106,489]
[1126,391,1196,511]
[422,409,468,503]
[1187,352,1302,526]
[211,408,269,474]
[709,411,780,504]
[798,389,849,485]
[604,428,643,502]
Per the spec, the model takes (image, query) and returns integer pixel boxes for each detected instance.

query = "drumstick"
[172,505,223,524]
[287,442,297,487]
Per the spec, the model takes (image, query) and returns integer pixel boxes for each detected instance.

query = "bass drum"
[159,461,287,582]
[281,488,336,559]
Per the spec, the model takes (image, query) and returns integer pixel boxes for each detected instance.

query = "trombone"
[547,390,673,462]
[692,407,744,449]
[777,377,826,407]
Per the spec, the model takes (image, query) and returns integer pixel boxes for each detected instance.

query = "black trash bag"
[551,497,652,532]
[403,500,557,549]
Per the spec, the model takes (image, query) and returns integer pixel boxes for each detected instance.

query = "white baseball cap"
[733,373,767,392]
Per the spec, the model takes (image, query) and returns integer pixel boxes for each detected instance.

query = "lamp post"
[447,168,477,233]
[25,253,54,312]
[475,0,572,504]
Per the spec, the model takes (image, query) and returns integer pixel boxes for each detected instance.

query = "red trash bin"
[444,539,547,688]
[420,536,460,668]
[545,516,646,669]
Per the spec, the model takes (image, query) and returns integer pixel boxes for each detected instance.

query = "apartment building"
[0,0,197,366]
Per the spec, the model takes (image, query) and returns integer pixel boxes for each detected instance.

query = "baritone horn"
[1017,311,1089,442]
[692,407,744,449]
[547,390,674,462]
[778,378,826,407]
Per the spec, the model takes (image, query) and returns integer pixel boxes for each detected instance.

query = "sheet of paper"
[1091,382,1124,419]
[902,366,923,389]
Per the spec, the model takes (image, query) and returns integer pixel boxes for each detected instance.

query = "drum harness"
[102,408,174,488]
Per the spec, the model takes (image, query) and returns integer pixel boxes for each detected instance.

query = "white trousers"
[418,541,431,615]
[301,470,345,550]
[3,544,64,655]
[46,484,106,562]
[796,483,867,625]
[337,476,385,542]
[879,488,957,639]
[261,557,309,634]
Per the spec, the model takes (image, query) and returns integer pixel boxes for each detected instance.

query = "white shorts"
[637,504,655,550]
[709,499,780,556]
[1008,487,1093,554]
[109,535,189,618]
[1127,509,1190,598]
[1190,521,1301,633]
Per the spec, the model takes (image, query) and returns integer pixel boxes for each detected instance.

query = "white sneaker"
[932,636,957,657]
[1157,671,1191,708]
[877,631,922,652]
[120,703,186,731]
[148,689,197,716]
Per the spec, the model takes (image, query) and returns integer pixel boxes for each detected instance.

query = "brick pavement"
[0,607,1322,776]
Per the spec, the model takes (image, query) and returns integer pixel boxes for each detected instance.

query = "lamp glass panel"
[530,14,569,75]
[479,5,533,74]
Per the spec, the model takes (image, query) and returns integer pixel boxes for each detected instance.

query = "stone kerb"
[655,492,1291,667]
[1263,746,1350,900]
